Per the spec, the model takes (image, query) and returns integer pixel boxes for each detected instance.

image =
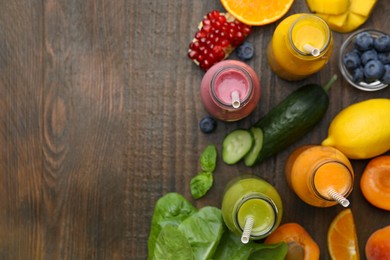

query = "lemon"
[322,99,390,159]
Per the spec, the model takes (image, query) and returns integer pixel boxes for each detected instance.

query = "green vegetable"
[190,172,213,199]
[153,225,194,260]
[243,127,263,167]
[178,206,225,259]
[148,193,289,260]
[200,144,217,172]
[222,75,337,166]
[190,145,217,199]
[148,193,197,259]
[222,129,253,164]
[213,231,288,260]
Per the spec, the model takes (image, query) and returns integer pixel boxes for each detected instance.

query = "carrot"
[360,155,390,211]
[265,223,320,260]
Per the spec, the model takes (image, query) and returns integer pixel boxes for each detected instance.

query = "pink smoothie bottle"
[200,60,261,122]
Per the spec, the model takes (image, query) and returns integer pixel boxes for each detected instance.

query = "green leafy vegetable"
[153,225,194,260]
[190,145,217,199]
[148,193,197,259]
[148,192,288,260]
[213,231,288,260]
[190,172,213,199]
[178,206,225,259]
[199,144,217,172]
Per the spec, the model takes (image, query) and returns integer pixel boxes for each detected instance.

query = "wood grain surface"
[0,0,389,259]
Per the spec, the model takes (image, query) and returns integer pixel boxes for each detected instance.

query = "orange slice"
[327,209,360,260]
[220,0,295,26]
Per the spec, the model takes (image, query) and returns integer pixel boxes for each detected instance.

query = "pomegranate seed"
[218,15,226,23]
[214,21,222,29]
[202,18,211,26]
[214,36,220,44]
[197,54,205,62]
[220,39,229,48]
[195,31,206,40]
[199,37,207,44]
[188,50,198,59]
[202,24,212,33]
[210,10,219,19]
[219,31,226,39]
[189,41,200,50]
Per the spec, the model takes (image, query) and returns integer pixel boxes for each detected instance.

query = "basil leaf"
[148,193,197,259]
[200,145,217,172]
[178,206,225,260]
[190,172,213,199]
[153,225,194,260]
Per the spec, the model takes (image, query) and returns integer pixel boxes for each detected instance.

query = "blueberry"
[364,60,385,82]
[374,34,390,52]
[382,64,390,84]
[199,116,217,133]
[236,41,254,61]
[378,52,390,64]
[361,49,378,65]
[354,32,374,51]
[351,66,364,83]
[343,51,361,70]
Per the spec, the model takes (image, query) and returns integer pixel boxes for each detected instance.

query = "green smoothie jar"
[221,176,283,243]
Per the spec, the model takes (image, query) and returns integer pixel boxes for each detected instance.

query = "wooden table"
[1,0,389,259]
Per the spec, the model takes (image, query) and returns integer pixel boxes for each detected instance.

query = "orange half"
[220,0,295,26]
[327,209,360,260]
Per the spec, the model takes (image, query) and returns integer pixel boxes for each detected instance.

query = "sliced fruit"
[220,0,294,26]
[188,10,252,71]
[307,0,378,33]
[306,0,349,15]
[350,0,377,17]
[360,155,390,211]
[327,209,360,260]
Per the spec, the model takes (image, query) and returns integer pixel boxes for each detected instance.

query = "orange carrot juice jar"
[285,145,354,207]
[267,14,333,81]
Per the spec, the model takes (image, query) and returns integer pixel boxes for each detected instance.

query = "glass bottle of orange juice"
[285,145,354,207]
[267,14,333,81]
[221,176,283,243]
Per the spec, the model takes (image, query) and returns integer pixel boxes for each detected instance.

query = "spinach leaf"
[153,225,194,260]
[148,193,197,259]
[248,242,288,260]
[199,145,217,172]
[178,206,225,260]
[213,231,288,260]
[190,171,213,199]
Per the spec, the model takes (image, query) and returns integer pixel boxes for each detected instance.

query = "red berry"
[188,11,252,71]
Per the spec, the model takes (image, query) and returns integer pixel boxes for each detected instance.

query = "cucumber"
[222,129,253,165]
[244,127,263,166]
[222,75,337,166]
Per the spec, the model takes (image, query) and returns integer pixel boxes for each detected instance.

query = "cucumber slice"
[222,129,253,165]
[244,127,264,167]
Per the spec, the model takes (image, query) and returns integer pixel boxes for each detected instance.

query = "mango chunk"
[349,0,377,17]
[327,13,348,28]
[307,0,349,15]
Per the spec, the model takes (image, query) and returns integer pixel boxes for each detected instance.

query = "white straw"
[303,44,320,57]
[328,188,350,207]
[231,91,240,109]
[241,216,254,244]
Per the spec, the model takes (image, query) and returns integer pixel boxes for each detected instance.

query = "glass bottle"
[200,60,261,122]
[267,14,333,81]
[285,145,354,207]
[221,176,283,242]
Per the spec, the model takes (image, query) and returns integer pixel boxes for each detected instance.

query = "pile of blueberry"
[342,31,390,84]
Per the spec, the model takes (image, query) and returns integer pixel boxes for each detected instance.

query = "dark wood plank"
[0,0,389,259]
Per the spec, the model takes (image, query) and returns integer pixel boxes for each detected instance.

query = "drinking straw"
[241,215,254,244]
[231,91,241,108]
[303,44,320,57]
[328,188,350,207]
